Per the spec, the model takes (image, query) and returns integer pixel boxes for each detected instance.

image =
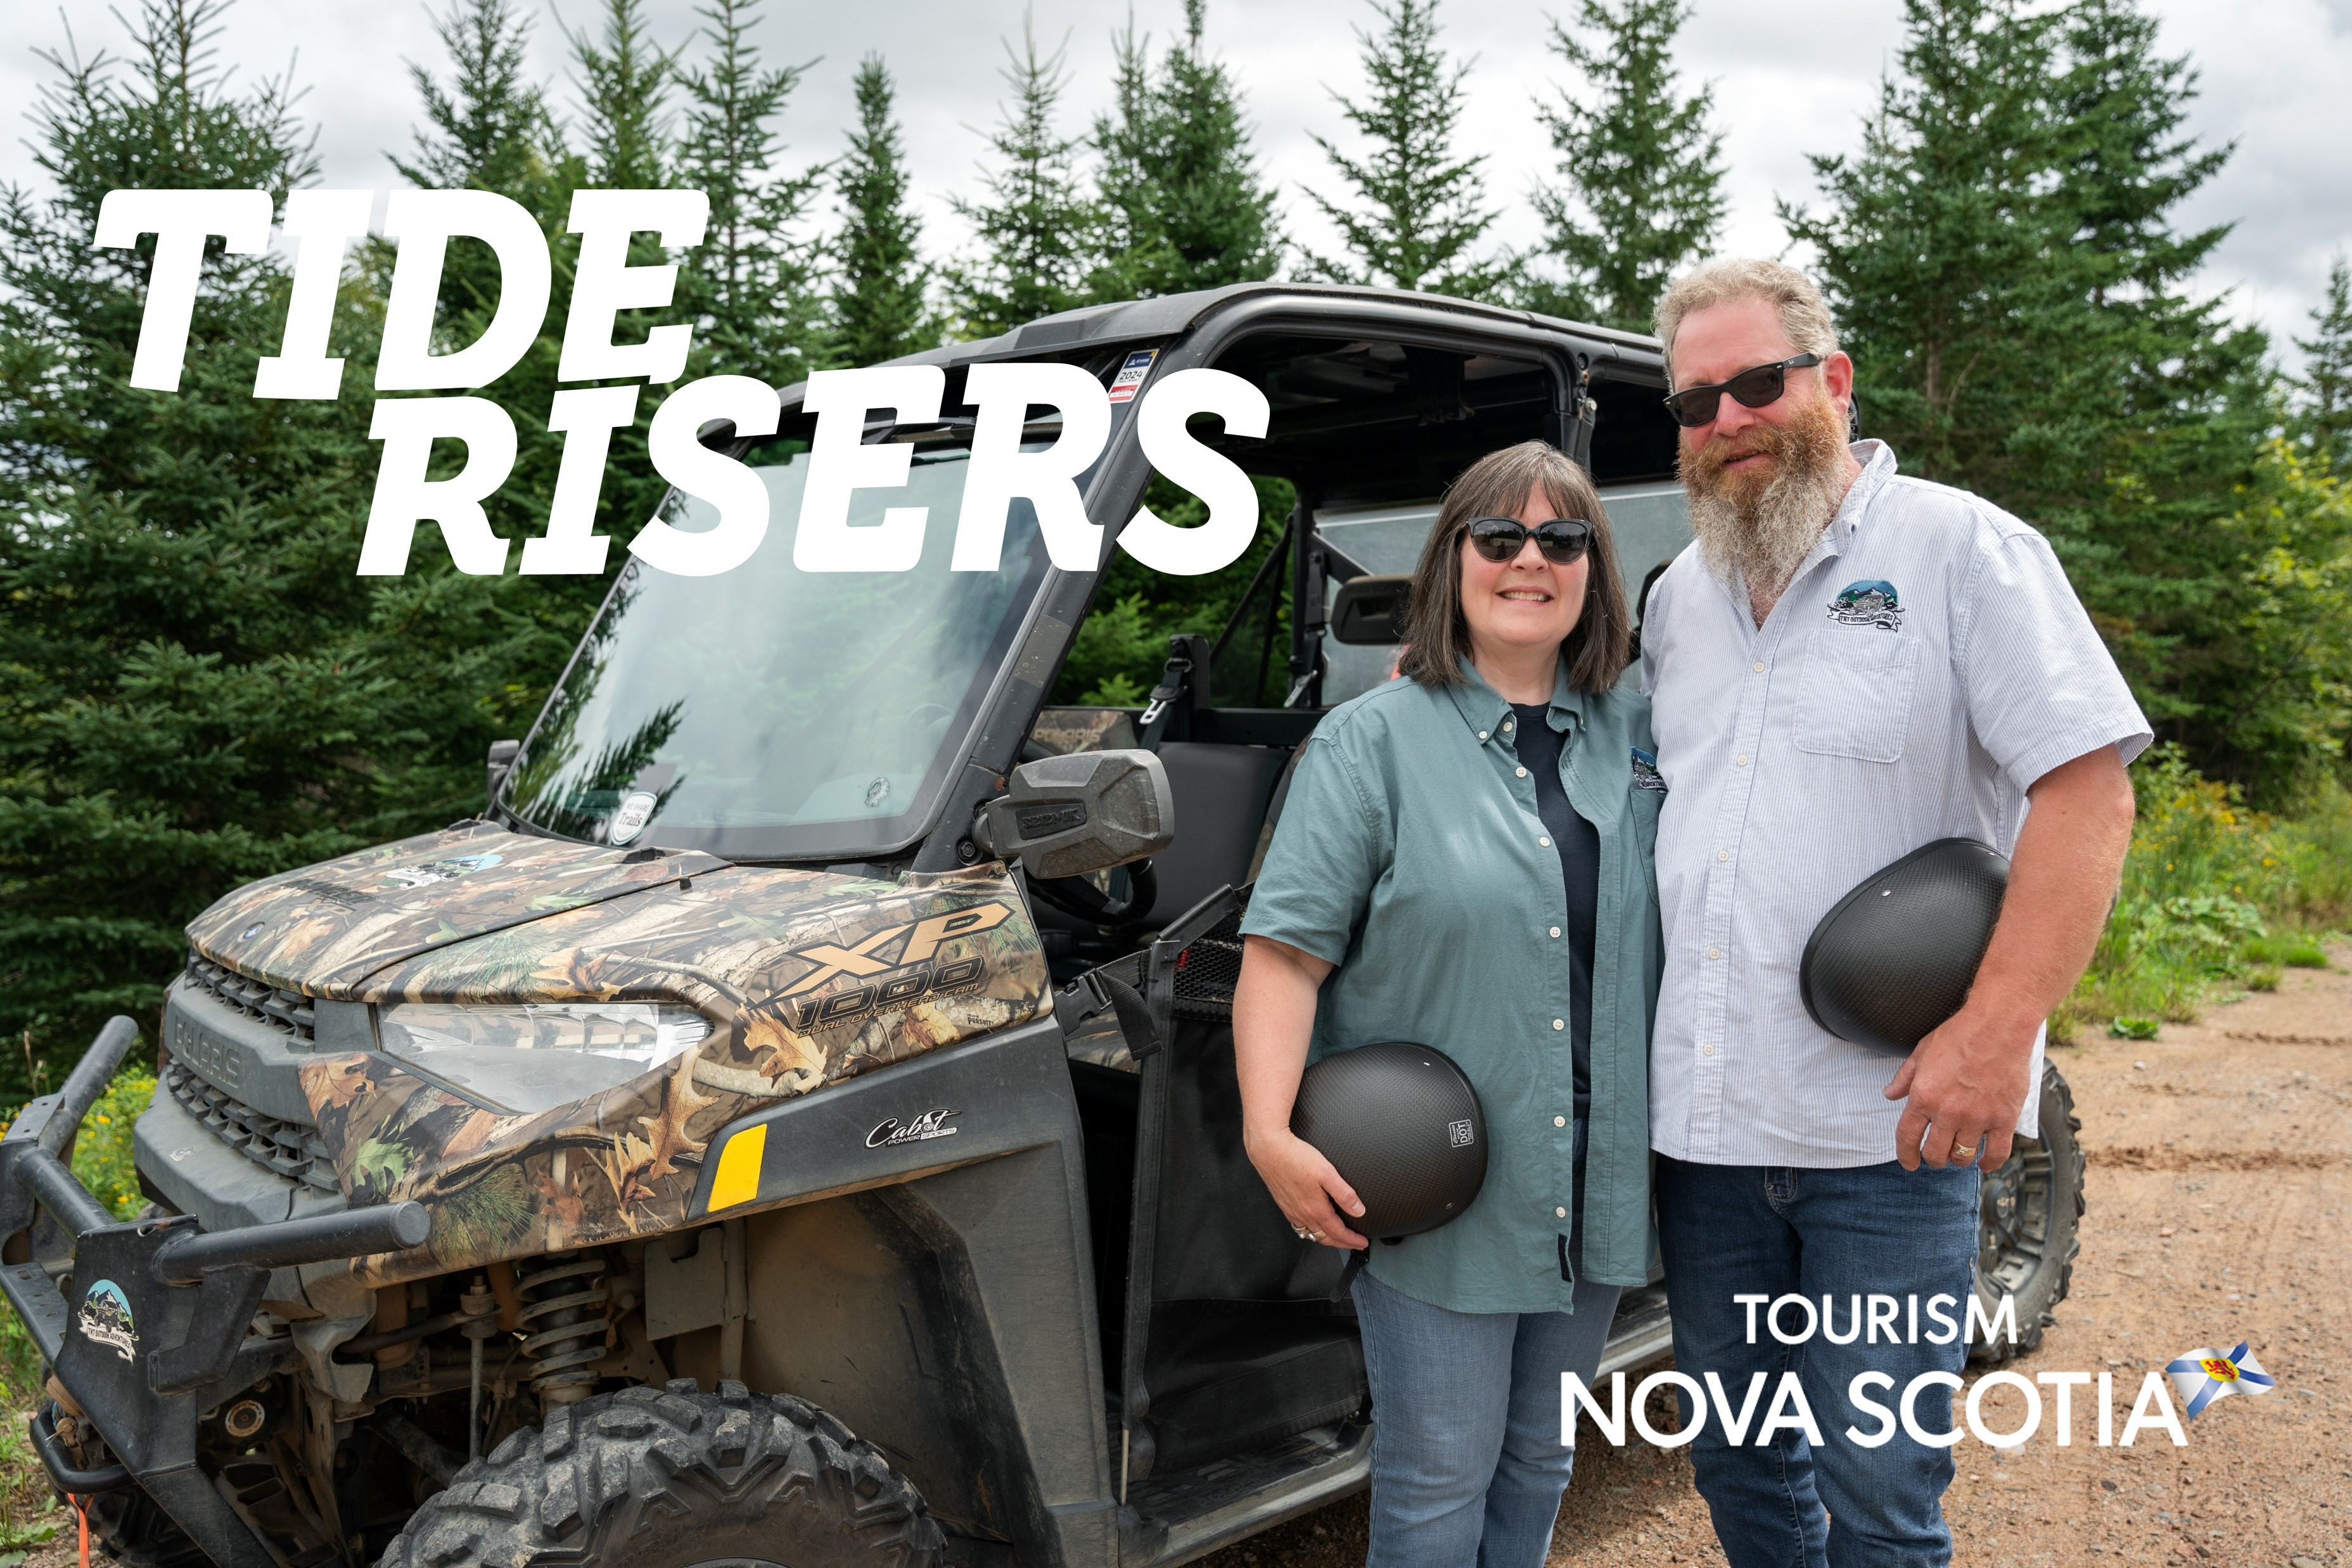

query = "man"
[1637,258,2146,1567]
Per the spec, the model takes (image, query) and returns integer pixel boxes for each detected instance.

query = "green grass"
[2243,932,2330,968]
[0,1405,62,1558]
[2056,747,2348,1041]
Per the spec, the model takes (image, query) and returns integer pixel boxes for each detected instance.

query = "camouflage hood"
[184,823,734,993]
[178,824,1050,1285]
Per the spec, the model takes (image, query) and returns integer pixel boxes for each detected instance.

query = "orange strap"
[74,1494,89,1568]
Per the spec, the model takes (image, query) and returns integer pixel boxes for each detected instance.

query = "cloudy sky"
[4,0,2349,364]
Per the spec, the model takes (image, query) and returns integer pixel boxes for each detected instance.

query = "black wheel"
[380,1380,943,1568]
[1968,1059,2085,1365]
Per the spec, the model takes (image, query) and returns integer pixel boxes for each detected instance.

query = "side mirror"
[487,739,521,807]
[1329,573,1411,645]
[974,749,1175,880]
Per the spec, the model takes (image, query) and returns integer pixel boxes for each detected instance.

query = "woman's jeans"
[1352,1128,1620,1568]
[1652,1154,1983,1568]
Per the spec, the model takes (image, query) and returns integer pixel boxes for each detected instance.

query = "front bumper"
[0,1019,427,1568]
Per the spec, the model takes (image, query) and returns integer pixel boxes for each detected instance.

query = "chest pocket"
[1796,626,1921,763]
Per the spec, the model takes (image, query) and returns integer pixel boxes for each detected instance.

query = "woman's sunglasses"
[1464,516,1593,565]
[1661,353,1824,428]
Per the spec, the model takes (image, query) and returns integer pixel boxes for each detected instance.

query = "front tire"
[1968,1059,2085,1365]
[380,1380,943,1568]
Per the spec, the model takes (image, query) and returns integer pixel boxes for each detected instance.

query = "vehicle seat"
[1149,742,1290,926]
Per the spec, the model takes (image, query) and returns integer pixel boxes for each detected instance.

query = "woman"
[1234,441,1663,1568]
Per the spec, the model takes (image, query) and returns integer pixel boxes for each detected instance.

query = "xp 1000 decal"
[774,902,1014,1029]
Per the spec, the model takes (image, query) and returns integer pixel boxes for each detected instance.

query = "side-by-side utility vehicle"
[3,283,2085,1568]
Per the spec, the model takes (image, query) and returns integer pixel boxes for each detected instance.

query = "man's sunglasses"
[1464,516,1594,565]
[1661,353,1824,429]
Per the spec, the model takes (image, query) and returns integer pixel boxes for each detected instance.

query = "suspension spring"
[515,1251,611,1406]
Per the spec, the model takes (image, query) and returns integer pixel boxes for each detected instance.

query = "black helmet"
[1291,1042,1486,1240]
[1800,838,2010,1056]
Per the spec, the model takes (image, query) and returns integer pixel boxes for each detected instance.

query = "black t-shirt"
[1510,703,1601,1120]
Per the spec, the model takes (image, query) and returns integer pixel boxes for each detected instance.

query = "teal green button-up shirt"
[1241,660,1663,1313]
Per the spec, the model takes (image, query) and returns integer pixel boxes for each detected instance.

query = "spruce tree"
[1301,0,1506,300]
[1781,0,2074,492]
[2295,257,2352,469]
[393,0,558,193]
[1785,0,2286,792]
[1090,0,1282,300]
[674,0,824,385]
[1524,0,1725,331]
[947,23,1098,338]
[0,0,551,1088]
[2036,0,2272,779]
[565,0,677,189]
[829,55,931,366]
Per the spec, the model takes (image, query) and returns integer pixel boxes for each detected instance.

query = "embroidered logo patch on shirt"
[1828,579,1903,630]
[1631,747,1668,793]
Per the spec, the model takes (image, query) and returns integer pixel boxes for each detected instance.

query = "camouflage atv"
[2,283,2084,1568]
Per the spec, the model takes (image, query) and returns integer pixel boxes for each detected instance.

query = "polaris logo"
[867,1109,960,1149]
[170,1009,243,1092]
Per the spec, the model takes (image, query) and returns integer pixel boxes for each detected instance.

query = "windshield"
[502,431,1054,860]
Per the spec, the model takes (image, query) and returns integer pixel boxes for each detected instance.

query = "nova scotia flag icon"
[2164,1341,2276,1418]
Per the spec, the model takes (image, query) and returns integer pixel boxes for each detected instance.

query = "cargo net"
[1169,888,1250,1022]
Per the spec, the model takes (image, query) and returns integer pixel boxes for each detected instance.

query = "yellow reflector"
[707,1123,768,1213]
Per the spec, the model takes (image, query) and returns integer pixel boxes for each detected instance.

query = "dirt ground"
[1200,948,2352,1568]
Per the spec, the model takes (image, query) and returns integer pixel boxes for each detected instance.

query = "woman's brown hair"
[1395,442,1632,693]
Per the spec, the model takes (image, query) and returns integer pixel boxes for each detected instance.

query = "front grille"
[185,952,314,1042]
[1170,891,1248,1021]
[160,1061,338,1192]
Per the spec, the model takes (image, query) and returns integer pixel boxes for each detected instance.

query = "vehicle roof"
[773,282,1667,406]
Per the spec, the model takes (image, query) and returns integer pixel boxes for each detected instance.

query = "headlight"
[376,1002,713,1114]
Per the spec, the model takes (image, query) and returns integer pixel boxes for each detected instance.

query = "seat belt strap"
[1136,638,1198,752]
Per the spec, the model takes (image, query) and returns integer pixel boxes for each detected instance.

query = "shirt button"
[1556,1206,1568,1219]
[1703,1043,1716,1057]
[1549,926,1562,938]
[1552,1019,1565,1031]
[1554,1115,1566,1128]
[1515,766,1528,778]
[1708,947,1722,959]
[1752,661,1766,673]
[1716,849,1729,862]
[1478,730,1488,741]
[1735,755,1750,767]
[1503,720,1514,732]
[1538,836,1550,848]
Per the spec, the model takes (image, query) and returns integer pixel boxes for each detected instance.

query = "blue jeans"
[1353,1259,1620,1568]
[1653,1156,1982,1568]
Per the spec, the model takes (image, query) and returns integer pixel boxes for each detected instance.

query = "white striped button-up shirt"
[1639,442,2151,1166]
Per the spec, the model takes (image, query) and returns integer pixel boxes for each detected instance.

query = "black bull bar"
[0,1019,428,1568]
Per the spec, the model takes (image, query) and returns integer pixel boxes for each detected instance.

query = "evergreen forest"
[3,0,2350,1091]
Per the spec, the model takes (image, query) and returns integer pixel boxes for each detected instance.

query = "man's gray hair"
[1653,258,1839,381]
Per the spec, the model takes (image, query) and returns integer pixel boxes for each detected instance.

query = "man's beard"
[1679,390,1850,600]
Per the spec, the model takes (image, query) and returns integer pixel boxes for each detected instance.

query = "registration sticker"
[1107,348,1158,405]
